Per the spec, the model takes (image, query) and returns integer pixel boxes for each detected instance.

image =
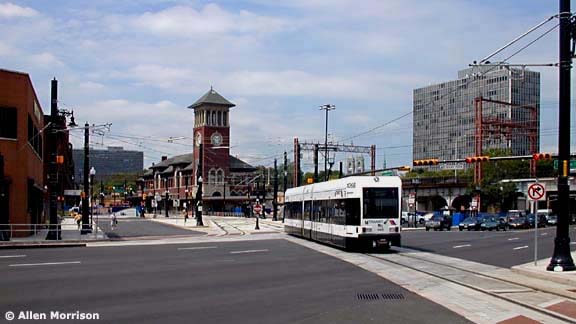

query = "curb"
[0,242,87,249]
[511,265,576,287]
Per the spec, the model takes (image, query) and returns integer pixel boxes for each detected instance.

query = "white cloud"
[28,52,64,68]
[108,4,288,38]
[0,2,38,18]
[78,81,105,91]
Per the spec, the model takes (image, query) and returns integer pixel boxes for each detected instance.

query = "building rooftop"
[187,88,235,109]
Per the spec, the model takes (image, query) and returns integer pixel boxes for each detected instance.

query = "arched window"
[223,111,227,127]
[216,169,224,184]
[217,111,222,126]
[212,111,217,125]
[208,168,217,184]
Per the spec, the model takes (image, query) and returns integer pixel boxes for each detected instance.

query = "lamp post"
[89,167,96,231]
[319,104,335,181]
[196,176,204,226]
[164,178,169,218]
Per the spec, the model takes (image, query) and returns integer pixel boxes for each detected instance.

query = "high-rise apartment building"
[413,66,540,162]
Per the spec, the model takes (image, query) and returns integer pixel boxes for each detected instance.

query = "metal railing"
[0,222,105,242]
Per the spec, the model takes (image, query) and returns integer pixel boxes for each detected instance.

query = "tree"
[472,149,524,212]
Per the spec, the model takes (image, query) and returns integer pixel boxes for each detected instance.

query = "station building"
[140,88,257,213]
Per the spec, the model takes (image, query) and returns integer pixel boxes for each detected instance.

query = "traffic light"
[413,159,439,166]
[465,156,490,163]
[532,153,552,161]
[397,166,412,171]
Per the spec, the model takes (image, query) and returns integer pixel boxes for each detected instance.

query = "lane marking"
[0,255,26,259]
[541,233,548,236]
[507,238,519,241]
[9,261,81,267]
[453,244,471,249]
[571,242,576,245]
[178,246,218,250]
[229,249,269,254]
[513,246,529,250]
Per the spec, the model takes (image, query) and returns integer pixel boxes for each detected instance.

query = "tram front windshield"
[363,188,399,219]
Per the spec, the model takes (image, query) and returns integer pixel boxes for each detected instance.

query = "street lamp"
[196,176,204,226]
[164,178,169,218]
[319,104,335,181]
[89,167,96,231]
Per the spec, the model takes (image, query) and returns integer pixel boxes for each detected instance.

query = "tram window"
[333,201,346,225]
[363,188,399,219]
[345,199,361,225]
[304,201,312,221]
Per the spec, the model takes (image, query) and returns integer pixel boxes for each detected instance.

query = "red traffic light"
[465,156,490,163]
[533,153,552,161]
[413,159,439,166]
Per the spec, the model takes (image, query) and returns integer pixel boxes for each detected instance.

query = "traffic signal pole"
[548,0,575,272]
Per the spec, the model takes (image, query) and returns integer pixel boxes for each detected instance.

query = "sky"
[0,0,573,171]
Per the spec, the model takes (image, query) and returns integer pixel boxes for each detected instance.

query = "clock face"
[211,133,223,146]
[195,133,202,146]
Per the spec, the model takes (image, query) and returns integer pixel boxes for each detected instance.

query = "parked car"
[527,213,547,228]
[425,215,452,231]
[546,214,558,226]
[508,216,529,229]
[506,210,525,219]
[458,216,482,231]
[480,215,507,231]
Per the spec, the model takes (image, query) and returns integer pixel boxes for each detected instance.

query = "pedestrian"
[110,213,117,230]
[75,213,81,230]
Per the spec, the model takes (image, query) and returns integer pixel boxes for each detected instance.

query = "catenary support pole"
[547,0,575,272]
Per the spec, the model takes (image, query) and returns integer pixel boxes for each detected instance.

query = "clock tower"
[187,88,235,192]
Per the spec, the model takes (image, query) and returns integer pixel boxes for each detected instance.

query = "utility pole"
[548,0,575,272]
[319,104,335,181]
[273,158,278,221]
[283,151,288,191]
[339,161,343,179]
[313,144,319,182]
[81,122,91,234]
[46,78,61,240]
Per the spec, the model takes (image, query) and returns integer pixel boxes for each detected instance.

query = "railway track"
[364,250,576,323]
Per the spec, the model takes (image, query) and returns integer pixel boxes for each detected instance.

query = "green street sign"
[553,159,576,170]
[381,171,394,176]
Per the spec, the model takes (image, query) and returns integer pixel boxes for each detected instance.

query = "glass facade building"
[413,66,540,162]
[73,146,144,183]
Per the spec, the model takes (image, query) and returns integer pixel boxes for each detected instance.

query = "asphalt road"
[402,225,576,267]
[0,240,470,324]
[96,216,202,239]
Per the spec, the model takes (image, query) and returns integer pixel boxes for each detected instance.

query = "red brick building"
[140,89,257,212]
[0,69,46,233]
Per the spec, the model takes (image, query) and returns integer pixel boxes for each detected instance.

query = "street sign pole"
[528,182,546,266]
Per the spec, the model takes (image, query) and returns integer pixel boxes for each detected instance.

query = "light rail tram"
[284,176,401,250]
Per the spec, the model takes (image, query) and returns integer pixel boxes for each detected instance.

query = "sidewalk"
[147,213,285,236]
[512,251,576,287]
[0,217,108,248]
